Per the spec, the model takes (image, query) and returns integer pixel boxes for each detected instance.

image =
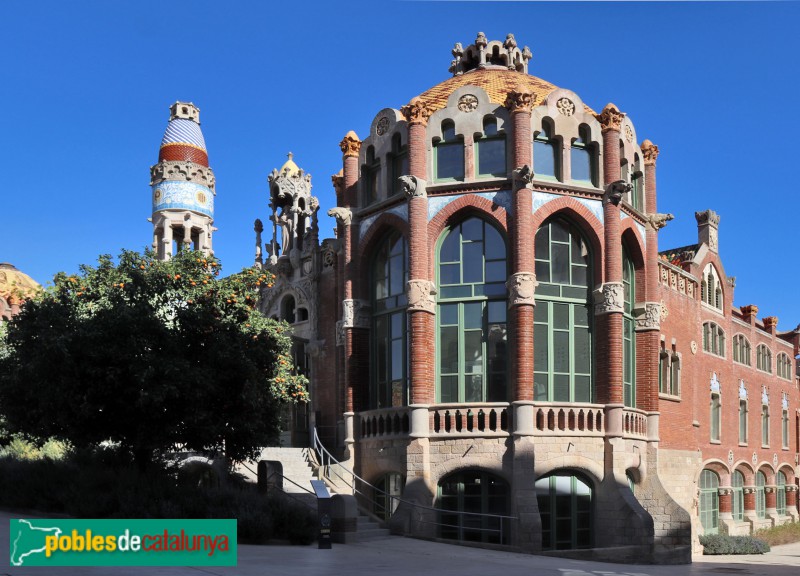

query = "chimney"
[696,209,720,253]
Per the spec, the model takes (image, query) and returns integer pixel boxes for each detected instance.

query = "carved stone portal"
[594,283,624,315]
[506,272,537,307]
[407,280,437,313]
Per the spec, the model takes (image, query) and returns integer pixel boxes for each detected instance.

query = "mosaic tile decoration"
[427,190,512,221]
[152,181,214,218]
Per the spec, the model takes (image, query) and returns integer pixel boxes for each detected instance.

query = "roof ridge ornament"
[449,32,531,76]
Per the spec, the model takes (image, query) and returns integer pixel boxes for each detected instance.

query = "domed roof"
[0,263,41,304]
[279,152,301,177]
[158,102,209,167]
[416,68,558,114]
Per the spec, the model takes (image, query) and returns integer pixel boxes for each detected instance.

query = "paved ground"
[3,511,800,575]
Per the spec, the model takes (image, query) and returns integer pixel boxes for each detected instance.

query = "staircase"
[256,447,317,495]
[351,513,391,542]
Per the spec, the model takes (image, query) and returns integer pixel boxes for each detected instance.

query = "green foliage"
[0,250,308,466]
[0,436,70,461]
[699,533,770,555]
[755,521,800,547]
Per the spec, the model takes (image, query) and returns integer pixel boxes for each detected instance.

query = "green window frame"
[475,117,506,177]
[371,233,408,409]
[739,400,748,444]
[533,218,593,402]
[782,408,789,449]
[703,322,725,357]
[711,393,721,442]
[389,133,408,197]
[535,472,592,550]
[363,145,380,205]
[374,472,404,521]
[436,218,508,403]
[732,470,745,522]
[630,155,644,211]
[756,471,766,519]
[699,469,719,534]
[533,123,559,180]
[670,353,680,396]
[570,126,596,186]
[435,121,464,182]
[762,405,770,447]
[437,470,509,544]
[622,247,635,407]
[757,345,772,373]
[659,348,669,395]
[733,335,751,366]
[778,353,793,380]
[777,471,787,515]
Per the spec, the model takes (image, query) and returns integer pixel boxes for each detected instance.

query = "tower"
[149,102,216,260]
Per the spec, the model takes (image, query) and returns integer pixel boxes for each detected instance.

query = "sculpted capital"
[506,272,537,307]
[504,90,534,113]
[641,139,660,165]
[339,131,362,158]
[407,280,437,313]
[594,283,625,315]
[401,97,433,126]
[596,103,625,132]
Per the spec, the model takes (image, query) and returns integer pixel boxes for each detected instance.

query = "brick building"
[250,33,800,560]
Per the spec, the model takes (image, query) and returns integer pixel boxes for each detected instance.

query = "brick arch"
[530,196,604,283]
[535,455,605,486]
[699,459,730,486]
[777,464,795,483]
[356,213,410,299]
[427,195,509,279]
[621,221,647,302]
[755,463,776,484]
[733,461,755,485]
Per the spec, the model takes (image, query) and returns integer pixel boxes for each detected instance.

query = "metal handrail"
[311,428,516,542]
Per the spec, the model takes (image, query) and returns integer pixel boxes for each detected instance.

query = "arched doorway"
[535,471,592,550]
[437,470,509,544]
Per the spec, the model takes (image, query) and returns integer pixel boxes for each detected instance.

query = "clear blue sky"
[2,1,798,329]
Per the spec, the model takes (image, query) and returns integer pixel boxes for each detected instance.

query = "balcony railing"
[532,403,605,437]
[360,407,410,440]
[622,407,648,440]
[429,403,510,438]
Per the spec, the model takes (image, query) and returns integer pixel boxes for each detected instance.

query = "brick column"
[743,486,757,521]
[330,172,347,437]
[718,487,732,516]
[635,140,667,413]
[400,98,435,411]
[504,90,536,433]
[595,104,626,411]
[787,485,798,511]
[765,485,777,513]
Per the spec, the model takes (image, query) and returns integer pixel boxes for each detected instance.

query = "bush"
[700,533,770,555]
[755,522,800,547]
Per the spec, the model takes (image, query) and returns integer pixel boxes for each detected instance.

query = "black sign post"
[310,480,332,549]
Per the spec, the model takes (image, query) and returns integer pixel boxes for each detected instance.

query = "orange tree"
[0,250,307,468]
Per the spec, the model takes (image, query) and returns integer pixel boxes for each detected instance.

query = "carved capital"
[648,213,674,231]
[339,131,362,158]
[331,170,345,196]
[506,272,537,307]
[596,103,625,132]
[407,279,437,313]
[504,90,534,113]
[512,165,533,189]
[342,299,370,329]
[786,485,799,493]
[765,486,776,494]
[604,180,630,207]
[764,316,779,330]
[634,302,662,331]
[327,207,352,227]
[594,283,625,315]
[718,488,733,497]
[641,139,660,165]
[743,487,756,495]
[399,175,427,199]
[400,97,433,126]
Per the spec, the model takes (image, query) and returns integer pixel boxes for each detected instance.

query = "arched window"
[363,145,380,205]
[756,471,766,518]
[702,265,723,310]
[622,247,635,407]
[762,405,770,447]
[733,335,751,366]
[437,218,507,403]
[476,117,506,177]
[703,322,725,357]
[631,154,644,211]
[374,472,404,521]
[778,353,793,380]
[534,218,592,402]
[783,408,790,449]
[571,126,596,186]
[438,470,509,544]
[739,399,748,444]
[711,393,721,442]
[670,352,681,397]
[371,233,408,408]
[757,345,772,373]
[435,120,464,181]
[389,133,408,197]
[535,472,592,550]
[533,122,558,179]
[777,471,787,516]
[732,470,745,522]
[281,295,296,324]
[699,469,719,534]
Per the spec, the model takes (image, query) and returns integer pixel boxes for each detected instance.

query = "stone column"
[636,140,667,414]
[400,98,435,407]
[162,224,173,260]
[504,90,536,425]
[594,108,627,417]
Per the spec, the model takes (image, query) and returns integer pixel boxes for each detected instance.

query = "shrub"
[755,522,800,547]
[700,534,770,555]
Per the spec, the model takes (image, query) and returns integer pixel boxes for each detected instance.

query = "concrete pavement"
[3,510,800,576]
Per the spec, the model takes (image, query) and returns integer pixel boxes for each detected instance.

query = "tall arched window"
[438,470,509,544]
[739,399,748,444]
[281,295,296,324]
[699,469,719,534]
[762,405,770,447]
[733,335,751,366]
[732,470,745,522]
[535,472,592,550]
[533,122,558,179]
[757,344,772,373]
[437,218,507,403]
[571,126,595,186]
[631,154,644,211]
[622,247,635,407]
[777,471,787,515]
[363,145,380,205]
[778,353,793,380]
[534,218,592,402]
[711,393,721,441]
[702,265,723,310]
[435,120,464,182]
[389,133,408,197]
[703,322,725,357]
[371,233,408,408]
[756,471,766,518]
[476,117,506,177]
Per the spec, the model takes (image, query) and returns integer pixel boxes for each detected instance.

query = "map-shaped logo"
[9,519,62,566]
